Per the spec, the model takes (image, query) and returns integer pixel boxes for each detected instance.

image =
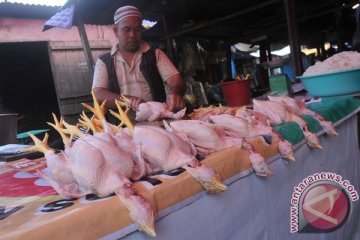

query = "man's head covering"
[114,6,142,24]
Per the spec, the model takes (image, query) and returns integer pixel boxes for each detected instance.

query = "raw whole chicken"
[78,110,148,180]
[26,131,155,237]
[83,94,227,192]
[234,110,295,161]
[187,105,294,161]
[267,95,338,136]
[210,114,273,138]
[235,109,271,126]
[209,114,295,161]
[253,99,322,149]
[26,92,156,237]
[165,119,242,155]
[165,119,273,177]
[23,133,77,194]
[84,94,227,193]
[119,95,186,122]
[131,125,227,193]
[188,105,245,121]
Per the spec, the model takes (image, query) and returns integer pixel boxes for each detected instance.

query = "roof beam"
[228,0,355,44]
[166,0,282,39]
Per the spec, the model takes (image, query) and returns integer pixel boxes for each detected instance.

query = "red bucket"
[221,80,251,106]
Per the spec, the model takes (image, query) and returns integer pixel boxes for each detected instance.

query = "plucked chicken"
[23,133,78,197]
[132,125,227,192]
[26,92,156,237]
[209,114,295,161]
[253,99,322,149]
[119,95,186,122]
[210,114,272,138]
[83,94,227,193]
[165,119,273,177]
[188,105,246,121]
[267,95,338,136]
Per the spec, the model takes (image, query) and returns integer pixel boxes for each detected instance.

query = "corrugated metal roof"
[5,0,65,7]
[0,0,358,49]
[41,0,356,47]
[0,2,58,19]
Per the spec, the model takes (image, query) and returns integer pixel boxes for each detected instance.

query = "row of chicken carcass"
[189,95,337,145]
[25,93,337,237]
[25,92,229,237]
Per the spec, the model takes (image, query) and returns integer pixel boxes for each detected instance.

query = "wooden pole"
[320,42,326,60]
[335,9,343,52]
[161,13,174,62]
[283,0,303,79]
[259,42,269,88]
[226,43,232,80]
[75,8,94,78]
[266,42,272,61]
[316,46,321,60]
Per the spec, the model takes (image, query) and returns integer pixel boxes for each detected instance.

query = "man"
[92,5,186,112]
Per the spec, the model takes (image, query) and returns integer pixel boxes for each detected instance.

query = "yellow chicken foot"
[22,133,52,154]
[90,116,120,133]
[110,100,135,135]
[82,91,113,133]
[47,113,71,147]
[79,111,98,134]
[62,120,83,141]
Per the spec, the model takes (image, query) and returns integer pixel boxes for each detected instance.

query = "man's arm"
[166,74,186,111]
[93,87,144,110]
[154,49,186,112]
[92,59,144,109]
[92,59,120,109]
[92,87,121,109]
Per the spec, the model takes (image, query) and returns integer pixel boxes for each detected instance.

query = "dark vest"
[98,47,167,102]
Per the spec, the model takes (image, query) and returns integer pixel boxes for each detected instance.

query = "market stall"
[1,96,359,239]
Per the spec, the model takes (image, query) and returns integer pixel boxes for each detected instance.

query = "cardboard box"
[269,74,293,96]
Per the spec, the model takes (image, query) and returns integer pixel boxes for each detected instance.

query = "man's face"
[115,16,142,52]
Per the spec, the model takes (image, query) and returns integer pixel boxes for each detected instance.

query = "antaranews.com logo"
[290,172,359,233]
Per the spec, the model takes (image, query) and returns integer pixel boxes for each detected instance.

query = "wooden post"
[335,9,343,52]
[283,0,303,79]
[162,14,174,62]
[266,42,272,61]
[226,43,233,80]
[259,42,269,88]
[76,12,94,78]
[316,47,321,58]
[320,42,326,60]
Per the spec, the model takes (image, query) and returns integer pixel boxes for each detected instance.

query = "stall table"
[1,97,360,240]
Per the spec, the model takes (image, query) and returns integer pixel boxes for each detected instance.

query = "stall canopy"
[43,0,359,75]
[44,0,358,44]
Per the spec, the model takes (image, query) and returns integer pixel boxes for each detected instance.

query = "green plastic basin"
[298,68,360,97]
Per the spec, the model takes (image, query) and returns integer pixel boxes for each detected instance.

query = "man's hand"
[167,93,185,112]
[165,74,186,112]
[127,96,144,110]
